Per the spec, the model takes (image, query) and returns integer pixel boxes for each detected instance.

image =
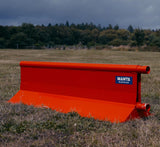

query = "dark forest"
[0,22,160,50]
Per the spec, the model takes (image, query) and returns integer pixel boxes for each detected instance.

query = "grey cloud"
[0,0,160,28]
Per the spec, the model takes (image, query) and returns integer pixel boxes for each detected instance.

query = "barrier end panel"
[126,108,151,121]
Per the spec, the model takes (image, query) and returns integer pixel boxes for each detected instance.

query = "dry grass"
[0,49,160,147]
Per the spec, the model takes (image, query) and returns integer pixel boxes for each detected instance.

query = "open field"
[0,49,160,146]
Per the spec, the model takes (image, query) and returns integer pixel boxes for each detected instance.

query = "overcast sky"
[0,0,160,29]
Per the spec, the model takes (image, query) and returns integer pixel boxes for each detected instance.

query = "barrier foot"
[8,90,150,123]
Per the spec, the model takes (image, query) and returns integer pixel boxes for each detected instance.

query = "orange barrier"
[9,61,151,122]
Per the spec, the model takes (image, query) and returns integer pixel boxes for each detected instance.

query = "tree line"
[0,22,160,50]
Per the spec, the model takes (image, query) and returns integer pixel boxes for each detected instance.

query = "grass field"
[0,49,160,146]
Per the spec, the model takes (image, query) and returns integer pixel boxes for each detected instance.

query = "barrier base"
[8,90,150,123]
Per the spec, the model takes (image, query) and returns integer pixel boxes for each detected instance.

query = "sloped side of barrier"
[8,61,151,123]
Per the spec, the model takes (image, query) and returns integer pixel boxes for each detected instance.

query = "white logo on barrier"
[116,76,133,84]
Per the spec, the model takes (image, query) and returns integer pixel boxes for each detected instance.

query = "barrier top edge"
[20,61,150,74]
